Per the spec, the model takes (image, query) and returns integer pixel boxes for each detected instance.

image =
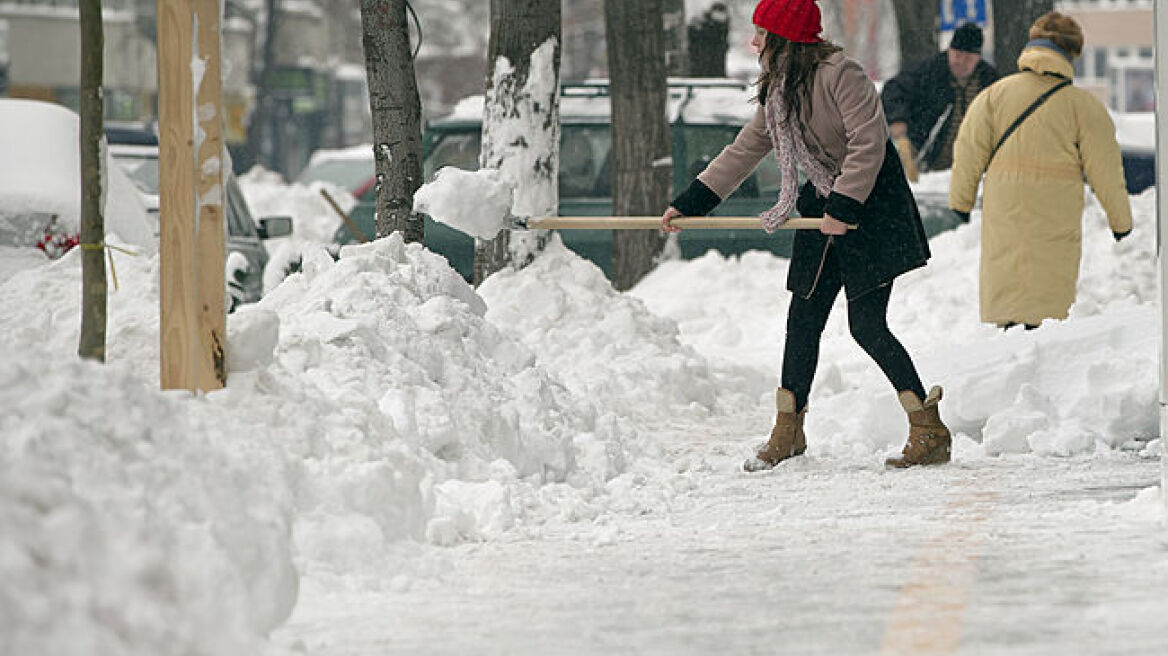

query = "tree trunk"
[687,2,729,78]
[360,0,425,242]
[891,0,936,67]
[605,0,671,292]
[474,0,561,285]
[992,0,1054,75]
[662,0,687,77]
[78,0,106,362]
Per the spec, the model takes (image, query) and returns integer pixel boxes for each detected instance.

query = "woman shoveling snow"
[662,0,952,472]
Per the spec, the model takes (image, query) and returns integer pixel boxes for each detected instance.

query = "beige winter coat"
[696,51,888,207]
[950,47,1133,326]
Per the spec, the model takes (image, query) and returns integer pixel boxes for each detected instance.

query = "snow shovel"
[512,216,849,231]
[413,168,851,238]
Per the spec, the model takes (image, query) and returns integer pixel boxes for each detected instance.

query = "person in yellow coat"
[949,11,1133,330]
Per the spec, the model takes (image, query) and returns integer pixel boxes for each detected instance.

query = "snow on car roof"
[440,78,757,126]
[0,99,154,251]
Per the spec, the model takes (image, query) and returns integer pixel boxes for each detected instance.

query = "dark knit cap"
[950,22,983,53]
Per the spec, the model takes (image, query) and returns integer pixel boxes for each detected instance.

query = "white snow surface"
[413,167,515,240]
[0,162,1164,652]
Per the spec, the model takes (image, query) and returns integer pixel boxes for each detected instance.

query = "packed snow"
[413,167,515,239]
[1,163,1164,652]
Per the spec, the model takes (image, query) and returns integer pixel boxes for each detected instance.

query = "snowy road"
[275,417,1167,655]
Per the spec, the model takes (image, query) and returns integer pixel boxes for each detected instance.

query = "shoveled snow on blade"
[413,167,514,239]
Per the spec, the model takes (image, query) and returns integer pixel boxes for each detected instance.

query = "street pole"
[1156,0,1168,514]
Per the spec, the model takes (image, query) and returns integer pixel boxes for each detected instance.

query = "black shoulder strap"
[986,74,1073,168]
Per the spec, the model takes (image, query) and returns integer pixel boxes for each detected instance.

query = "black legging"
[781,245,926,412]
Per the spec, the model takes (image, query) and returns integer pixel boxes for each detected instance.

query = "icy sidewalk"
[274,431,1166,655]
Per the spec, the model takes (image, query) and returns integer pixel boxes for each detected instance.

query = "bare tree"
[360,0,425,242]
[605,0,671,291]
[688,2,729,78]
[992,0,1054,75]
[474,0,561,284]
[890,0,937,67]
[78,0,106,362]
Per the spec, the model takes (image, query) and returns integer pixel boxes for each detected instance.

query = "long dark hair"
[755,32,842,124]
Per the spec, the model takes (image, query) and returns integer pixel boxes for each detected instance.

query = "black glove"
[952,209,970,224]
[1114,229,1131,242]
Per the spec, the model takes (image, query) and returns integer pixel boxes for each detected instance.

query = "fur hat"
[949,22,983,53]
[1029,11,1084,59]
[753,0,823,44]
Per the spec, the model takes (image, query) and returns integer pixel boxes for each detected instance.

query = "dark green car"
[306,79,958,280]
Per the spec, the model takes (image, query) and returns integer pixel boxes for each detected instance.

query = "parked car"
[1111,112,1156,195]
[301,79,963,280]
[0,98,155,265]
[106,135,292,310]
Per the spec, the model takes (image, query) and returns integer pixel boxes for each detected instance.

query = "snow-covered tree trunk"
[360,0,424,242]
[992,0,1054,74]
[78,0,106,362]
[606,0,670,292]
[688,2,729,78]
[474,0,561,285]
[890,0,936,67]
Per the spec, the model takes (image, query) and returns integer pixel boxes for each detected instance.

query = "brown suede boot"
[886,386,951,468]
[744,388,806,472]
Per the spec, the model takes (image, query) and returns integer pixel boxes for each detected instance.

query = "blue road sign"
[940,0,987,31]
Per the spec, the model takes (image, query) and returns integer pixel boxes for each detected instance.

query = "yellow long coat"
[950,47,1133,326]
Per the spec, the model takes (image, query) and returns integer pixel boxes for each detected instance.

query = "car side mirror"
[258,216,293,239]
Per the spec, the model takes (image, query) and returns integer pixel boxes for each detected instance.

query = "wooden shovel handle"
[523,216,847,230]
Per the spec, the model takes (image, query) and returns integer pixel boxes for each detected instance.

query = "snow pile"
[413,166,514,239]
[0,346,296,656]
[237,166,355,292]
[482,237,771,425]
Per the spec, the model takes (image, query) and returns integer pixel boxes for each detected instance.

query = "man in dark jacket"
[881,22,1000,175]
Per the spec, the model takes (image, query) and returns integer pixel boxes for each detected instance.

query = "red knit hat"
[753,0,823,44]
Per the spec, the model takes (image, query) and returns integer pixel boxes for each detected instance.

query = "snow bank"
[0,346,296,655]
[236,166,354,293]
[481,237,771,425]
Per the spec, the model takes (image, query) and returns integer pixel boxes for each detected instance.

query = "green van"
[302,78,957,280]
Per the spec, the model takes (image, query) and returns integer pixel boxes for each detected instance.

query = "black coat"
[880,52,1000,170]
[790,140,929,300]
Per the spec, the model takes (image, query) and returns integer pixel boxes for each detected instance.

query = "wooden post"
[158,0,227,391]
[1154,0,1168,514]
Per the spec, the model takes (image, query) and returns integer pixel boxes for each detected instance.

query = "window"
[423,131,482,180]
[559,125,611,198]
[1094,48,1108,79]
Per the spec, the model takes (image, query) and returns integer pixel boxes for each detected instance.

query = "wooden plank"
[193,0,226,390]
[157,0,197,390]
[523,216,841,231]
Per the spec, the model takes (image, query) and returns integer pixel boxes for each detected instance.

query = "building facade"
[1059,0,1155,112]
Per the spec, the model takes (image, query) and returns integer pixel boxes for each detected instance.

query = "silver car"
[109,142,292,310]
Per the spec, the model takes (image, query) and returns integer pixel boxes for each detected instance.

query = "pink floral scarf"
[760,81,837,233]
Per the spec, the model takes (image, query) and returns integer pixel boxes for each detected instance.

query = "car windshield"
[297,158,374,193]
[423,131,482,180]
[113,154,160,195]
